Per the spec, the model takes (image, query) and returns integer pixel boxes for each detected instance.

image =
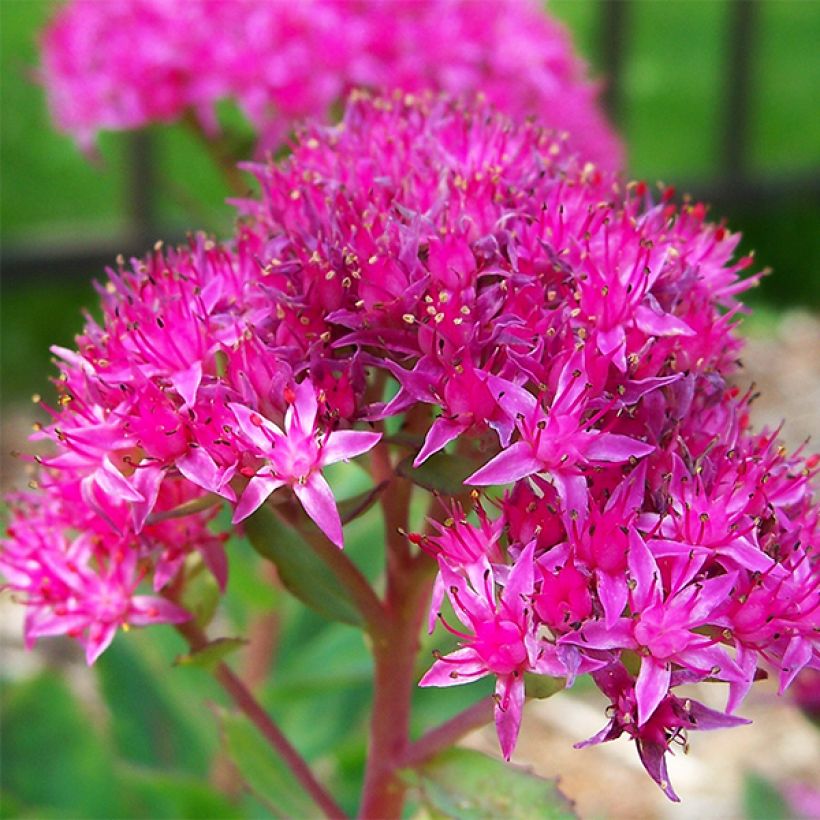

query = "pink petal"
[85,623,118,665]
[176,448,236,500]
[232,475,284,523]
[288,381,318,435]
[320,429,382,466]
[551,470,589,519]
[171,361,203,408]
[419,647,487,687]
[487,375,537,418]
[96,456,144,502]
[628,529,661,611]
[597,570,629,628]
[414,417,467,466]
[467,441,541,486]
[130,463,165,532]
[636,658,670,726]
[129,596,191,626]
[495,674,525,760]
[293,472,343,548]
[584,432,654,463]
[779,636,813,693]
[635,304,695,337]
[504,541,535,619]
[229,403,282,453]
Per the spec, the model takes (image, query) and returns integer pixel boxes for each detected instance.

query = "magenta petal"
[584,433,654,463]
[320,429,382,466]
[414,417,467,466]
[504,540,535,619]
[232,475,284,523]
[85,623,118,665]
[551,470,589,519]
[636,658,671,726]
[229,402,282,453]
[565,618,634,651]
[419,647,487,687]
[293,472,343,548]
[597,570,629,628]
[130,463,164,532]
[635,303,695,337]
[171,360,203,408]
[288,380,318,434]
[628,529,661,610]
[129,595,191,626]
[779,636,813,693]
[495,674,525,760]
[96,457,144,502]
[598,326,626,372]
[467,441,541,485]
[176,449,236,500]
[488,375,537,418]
[636,741,680,802]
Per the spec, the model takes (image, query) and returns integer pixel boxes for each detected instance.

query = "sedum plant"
[3,91,818,816]
[39,0,621,170]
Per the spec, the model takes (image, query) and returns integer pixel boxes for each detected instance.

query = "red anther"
[250,413,264,427]
[662,185,676,202]
[663,204,677,221]
[283,386,296,404]
[691,202,706,221]
[407,532,424,545]
[715,226,726,242]
[635,180,647,197]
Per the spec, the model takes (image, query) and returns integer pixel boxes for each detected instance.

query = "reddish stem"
[176,621,347,820]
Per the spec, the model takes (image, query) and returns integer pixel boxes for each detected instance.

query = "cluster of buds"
[3,93,818,799]
[40,0,620,168]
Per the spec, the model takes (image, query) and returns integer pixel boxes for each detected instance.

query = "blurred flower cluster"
[4,92,818,800]
[40,0,620,168]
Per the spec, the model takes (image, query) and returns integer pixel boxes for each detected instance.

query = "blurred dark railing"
[3,0,820,283]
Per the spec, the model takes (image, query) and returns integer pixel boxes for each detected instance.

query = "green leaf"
[175,637,248,670]
[219,709,319,819]
[1,673,120,817]
[524,673,565,700]
[403,748,576,819]
[244,504,364,627]
[742,773,790,820]
[97,632,218,774]
[396,452,477,495]
[115,765,239,819]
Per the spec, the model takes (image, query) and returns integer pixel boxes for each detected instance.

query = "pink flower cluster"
[41,0,620,168]
[3,93,818,798]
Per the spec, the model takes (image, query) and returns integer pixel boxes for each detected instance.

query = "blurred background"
[2,1,819,818]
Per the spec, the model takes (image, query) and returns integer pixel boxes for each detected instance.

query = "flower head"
[2,92,817,802]
[41,0,621,168]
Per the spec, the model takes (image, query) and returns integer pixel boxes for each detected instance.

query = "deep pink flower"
[41,0,621,169]
[3,94,817,800]
[420,543,538,759]
[230,381,380,546]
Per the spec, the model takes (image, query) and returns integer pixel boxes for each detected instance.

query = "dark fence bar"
[599,0,630,127]
[722,0,758,185]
